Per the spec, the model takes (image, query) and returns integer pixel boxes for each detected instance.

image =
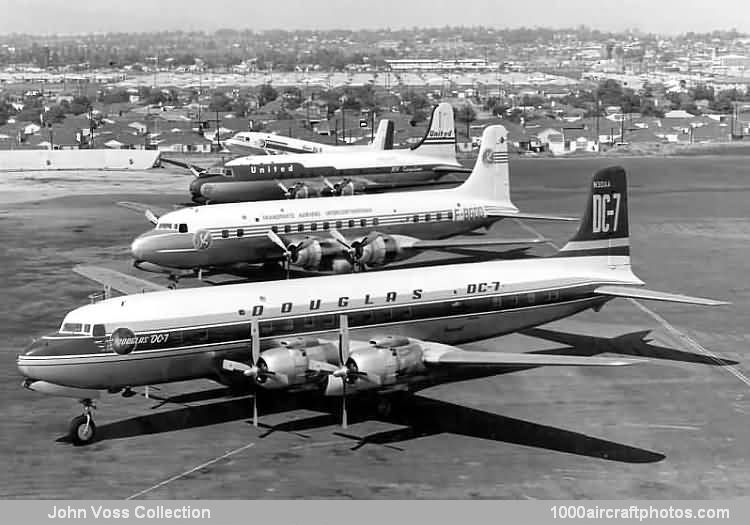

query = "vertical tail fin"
[409,102,456,160]
[456,125,513,207]
[556,166,630,262]
[370,119,394,150]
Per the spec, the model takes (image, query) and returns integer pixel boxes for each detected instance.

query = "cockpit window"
[178,223,188,233]
[92,324,106,337]
[157,223,173,230]
[61,323,84,333]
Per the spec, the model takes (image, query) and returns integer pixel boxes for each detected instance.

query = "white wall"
[0,150,161,171]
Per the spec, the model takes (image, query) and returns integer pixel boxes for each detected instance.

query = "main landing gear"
[69,399,96,446]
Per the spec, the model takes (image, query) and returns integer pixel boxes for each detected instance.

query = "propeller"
[276,180,292,199]
[144,209,159,226]
[266,230,292,279]
[244,320,261,427]
[334,315,351,429]
[329,230,372,272]
[188,166,203,178]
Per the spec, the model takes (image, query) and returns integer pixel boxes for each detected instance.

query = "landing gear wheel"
[69,414,96,446]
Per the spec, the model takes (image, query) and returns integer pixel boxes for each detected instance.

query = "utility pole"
[595,89,600,151]
[342,108,346,145]
[370,110,375,143]
[214,111,222,151]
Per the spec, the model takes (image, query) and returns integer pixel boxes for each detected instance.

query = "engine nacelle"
[256,346,309,389]
[355,233,419,267]
[288,182,310,199]
[324,341,425,396]
[290,238,351,272]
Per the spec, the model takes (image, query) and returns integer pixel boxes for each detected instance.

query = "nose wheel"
[69,400,96,446]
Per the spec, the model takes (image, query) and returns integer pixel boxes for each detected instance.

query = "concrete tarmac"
[1,155,748,498]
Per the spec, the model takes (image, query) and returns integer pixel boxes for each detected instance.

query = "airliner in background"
[223,119,394,156]
[19,135,728,445]
[129,125,571,280]
[188,102,471,203]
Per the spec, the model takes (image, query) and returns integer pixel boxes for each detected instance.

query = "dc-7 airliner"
[130,124,570,279]
[19,125,727,446]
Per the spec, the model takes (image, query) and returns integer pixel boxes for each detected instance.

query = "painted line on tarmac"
[126,442,256,500]
[515,219,750,390]
[627,298,750,390]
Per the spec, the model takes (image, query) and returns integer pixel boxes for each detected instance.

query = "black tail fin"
[556,166,630,259]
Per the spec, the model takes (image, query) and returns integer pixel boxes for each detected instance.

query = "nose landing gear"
[69,399,96,446]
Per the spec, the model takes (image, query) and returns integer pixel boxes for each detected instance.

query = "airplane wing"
[73,265,168,295]
[423,344,643,367]
[433,165,473,174]
[594,285,729,306]
[408,237,550,250]
[159,157,205,174]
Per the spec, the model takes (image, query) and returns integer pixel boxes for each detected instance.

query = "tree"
[69,96,92,115]
[208,92,232,112]
[455,104,477,140]
[259,84,278,106]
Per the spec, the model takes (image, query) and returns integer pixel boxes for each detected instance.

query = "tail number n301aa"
[592,193,621,233]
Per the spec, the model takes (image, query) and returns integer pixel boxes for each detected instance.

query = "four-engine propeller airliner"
[130,125,571,280]
[188,102,471,203]
[223,119,394,156]
[18,125,727,446]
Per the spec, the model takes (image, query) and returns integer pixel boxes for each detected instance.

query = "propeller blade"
[250,319,260,428]
[276,180,290,195]
[266,230,289,255]
[329,229,351,249]
[188,166,203,178]
[322,177,335,190]
[144,209,159,226]
[338,314,350,429]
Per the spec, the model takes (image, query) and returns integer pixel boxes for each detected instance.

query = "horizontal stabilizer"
[411,237,549,250]
[508,212,578,222]
[594,285,729,306]
[73,265,168,295]
[429,349,642,367]
[117,201,171,222]
[160,157,204,174]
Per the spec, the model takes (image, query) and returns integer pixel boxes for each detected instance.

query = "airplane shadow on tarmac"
[57,328,736,463]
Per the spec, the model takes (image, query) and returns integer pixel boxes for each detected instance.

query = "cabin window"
[446,211,453,220]
[237,228,244,237]
[310,223,318,231]
[178,223,188,233]
[412,215,419,223]
[92,324,106,337]
[436,212,442,221]
[335,220,342,229]
[284,224,291,234]
[297,224,305,233]
[271,226,278,233]
[221,229,229,238]
[373,217,379,226]
[322,221,330,230]
[425,213,431,222]
[224,169,234,177]
[360,218,367,227]
[348,219,355,228]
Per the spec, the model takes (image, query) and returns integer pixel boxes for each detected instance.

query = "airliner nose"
[130,233,149,261]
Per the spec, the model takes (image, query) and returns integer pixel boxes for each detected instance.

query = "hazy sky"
[1,0,749,35]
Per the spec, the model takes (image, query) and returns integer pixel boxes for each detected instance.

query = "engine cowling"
[255,346,309,389]
[354,233,419,267]
[324,340,426,396]
[290,238,351,272]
